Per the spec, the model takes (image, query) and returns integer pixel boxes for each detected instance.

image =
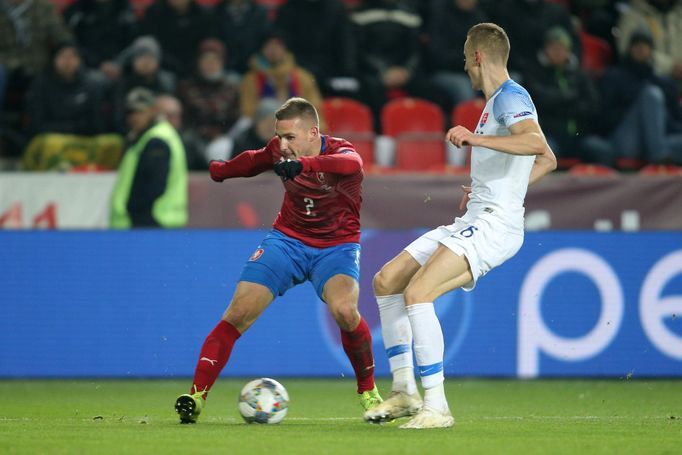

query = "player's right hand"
[447,125,474,148]
[459,185,472,210]
[209,160,227,182]
[274,159,303,181]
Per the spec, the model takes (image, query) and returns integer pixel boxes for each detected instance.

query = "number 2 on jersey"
[304,197,315,216]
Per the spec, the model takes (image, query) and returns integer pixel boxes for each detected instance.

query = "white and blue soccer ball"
[238,378,289,424]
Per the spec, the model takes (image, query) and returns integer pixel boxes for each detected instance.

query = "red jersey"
[210,135,363,248]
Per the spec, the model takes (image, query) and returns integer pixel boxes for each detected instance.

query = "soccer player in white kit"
[364,23,558,429]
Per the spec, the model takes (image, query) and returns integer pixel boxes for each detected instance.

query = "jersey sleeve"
[493,86,538,129]
[298,149,362,175]
[210,140,276,179]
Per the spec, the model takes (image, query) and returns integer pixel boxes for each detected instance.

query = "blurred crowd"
[2,0,682,172]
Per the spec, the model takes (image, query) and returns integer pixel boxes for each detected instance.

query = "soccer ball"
[238,378,289,424]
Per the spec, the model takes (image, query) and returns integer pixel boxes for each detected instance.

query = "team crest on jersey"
[249,248,264,261]
[316,172,333,192]
[479,112,489,129]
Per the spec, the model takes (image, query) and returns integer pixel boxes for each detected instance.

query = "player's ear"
[309,125,319,141]
[475,50,482,66]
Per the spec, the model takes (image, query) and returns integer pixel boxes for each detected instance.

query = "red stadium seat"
[322,97,375,167]
[639,164,682,176]
[557,157,582,170]
[381,98,444,136]
[450,98,485,168]
[451,98,485,132]
[580,31,613,77]
[395,134,446,172]
[616,157,646,171]
[381,98,446,171]
[569,163,617,176]
[322,97,373,134]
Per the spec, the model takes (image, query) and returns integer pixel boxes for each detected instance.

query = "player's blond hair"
[467,23,510,65]
[275,97,320,127]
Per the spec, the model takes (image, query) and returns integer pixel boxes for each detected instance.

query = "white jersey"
[464,79,537,234]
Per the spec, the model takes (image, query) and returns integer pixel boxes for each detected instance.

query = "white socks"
[376,294,417,395]
[377,296,450,412]
[407,302,449,413]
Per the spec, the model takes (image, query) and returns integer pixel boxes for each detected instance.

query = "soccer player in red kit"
[175,97,383,423]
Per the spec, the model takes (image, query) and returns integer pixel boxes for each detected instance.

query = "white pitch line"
[0,415,675,423]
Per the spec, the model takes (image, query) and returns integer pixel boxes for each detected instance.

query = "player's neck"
[481,67,511,100]
[301,137,323,157]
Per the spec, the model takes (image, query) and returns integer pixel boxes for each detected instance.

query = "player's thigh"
[404,244,473,304]
[223,281,275,332]
[322,273,359,306]
[309,242,360,301]
[239,230,308,298]
[373,250,422,296]
[437,215,523,292]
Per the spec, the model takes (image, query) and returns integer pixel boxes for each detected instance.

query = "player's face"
[275,117,318,159]
[463,39,481,90]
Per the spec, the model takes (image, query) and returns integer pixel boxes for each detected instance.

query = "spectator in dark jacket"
[524,27,613,166]
[598,30,682,166]
[351,0,441,125]
[138,0,217,77]
[1,0,72,157]
[231,97,279,158]
[275,0,357,96]
[113,36,176,132]
[176,39,241,163]
[485,0,580,79]
[63,0,136,80]
[26,41,106,137]
[425,0,488,107]
[214,0,271,74]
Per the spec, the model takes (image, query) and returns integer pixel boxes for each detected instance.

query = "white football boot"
[363,390,423,423]
[399,406,455,429]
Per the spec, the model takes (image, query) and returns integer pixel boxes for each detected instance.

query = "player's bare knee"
[403,282,429,306]
[373,268,397,296]
[329,301,360,331]
[223,303,254,332]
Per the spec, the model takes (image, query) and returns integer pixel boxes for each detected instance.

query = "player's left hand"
[459,185,472,210]
[209,160,228,182]
[274,159,303,181]
[447,125,476,148]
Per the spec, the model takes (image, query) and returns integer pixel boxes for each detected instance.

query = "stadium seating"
[568,163,617,176]
[580,31,613,77]
[381,98,446,171]
[451,97,486,169]
[639,164,682,176]
[321,97,375,167]
[451,97,485,132]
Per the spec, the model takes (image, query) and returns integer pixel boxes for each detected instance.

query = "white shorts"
[404,213,523,291]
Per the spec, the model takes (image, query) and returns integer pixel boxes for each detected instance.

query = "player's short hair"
[467,23,510,65]
[275,97,319,127]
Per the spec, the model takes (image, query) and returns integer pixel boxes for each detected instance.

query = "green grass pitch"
[0,379,680,454]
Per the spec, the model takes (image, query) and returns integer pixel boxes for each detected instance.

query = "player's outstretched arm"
[209,148,273,182]
[298,151,363,175]
[448,119,547,157]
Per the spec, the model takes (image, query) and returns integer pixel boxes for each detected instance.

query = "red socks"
[192,319,375,397]
[191,320,241,398]
[341,318,376,393]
